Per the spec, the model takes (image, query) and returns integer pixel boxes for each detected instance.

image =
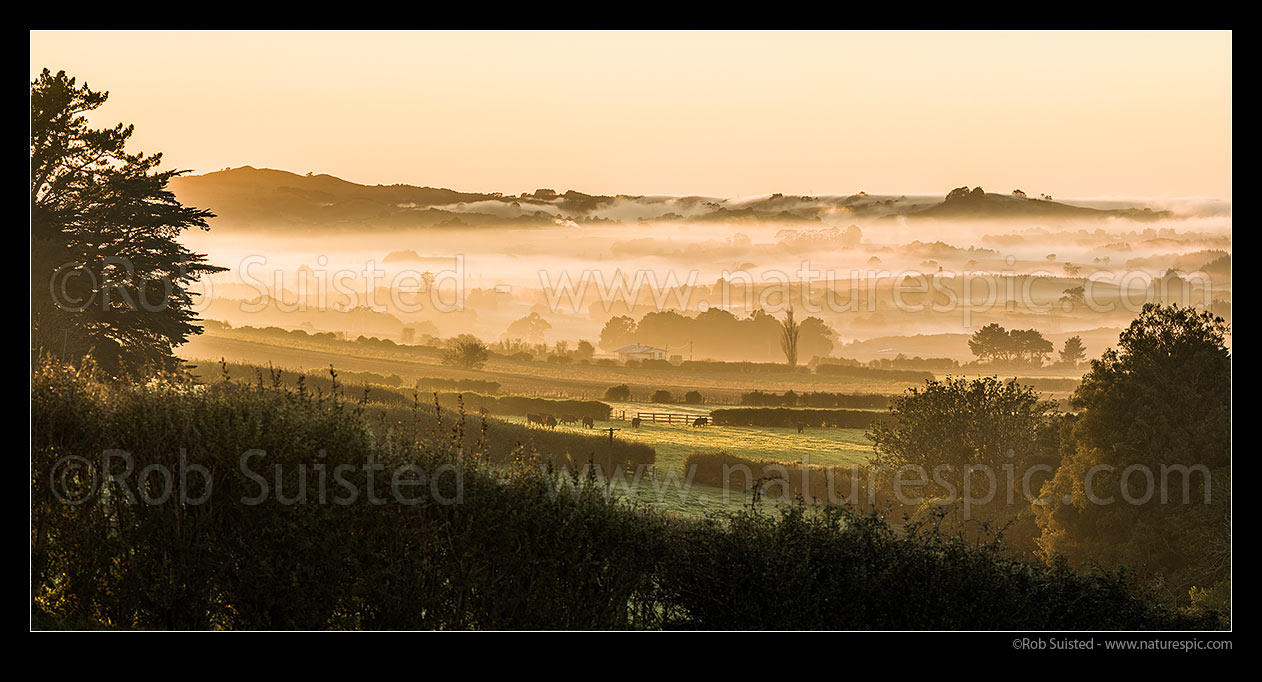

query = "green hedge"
[435,393,610,421]
[740,390,890,409]
[416,376,501,394]
[709,407,894,428]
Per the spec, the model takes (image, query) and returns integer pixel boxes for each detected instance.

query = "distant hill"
[890,186,1171,221]
[170,168,1175,231]
[169,167,561,231]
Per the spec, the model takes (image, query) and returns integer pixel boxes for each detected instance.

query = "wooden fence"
[635,412,702,425]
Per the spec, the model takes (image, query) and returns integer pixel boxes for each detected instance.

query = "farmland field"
[179,326,926,402]
[500,400,876,515]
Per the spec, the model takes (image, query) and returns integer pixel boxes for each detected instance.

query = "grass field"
[500,399,877,515]
[182,330,1044,516]
[178,335,895,516]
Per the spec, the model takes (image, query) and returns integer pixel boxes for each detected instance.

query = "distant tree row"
[599,308,836,364]
[968,324,1063,367]
[603,384,704,404]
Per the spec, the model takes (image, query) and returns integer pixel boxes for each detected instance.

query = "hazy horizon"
[30,30,1232,200]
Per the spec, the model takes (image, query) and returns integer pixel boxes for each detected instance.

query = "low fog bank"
[179,194,1230,368]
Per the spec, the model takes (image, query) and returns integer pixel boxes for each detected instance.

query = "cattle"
[796,422,804,434]
[544,415,557,429]
[692,416,708,427]
[559,414,579,425]
[582,416,595,429]
[631,417,642,429]
[527,413,546,427]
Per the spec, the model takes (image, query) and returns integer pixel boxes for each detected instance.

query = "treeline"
[710,408,894,429]
[599,308,836,364]
[32,359,1212,630]
[417,376,501,394]
[434,393,610,421]
[866,355,960,371]
[740,390,890,409]
[814,363,934,381]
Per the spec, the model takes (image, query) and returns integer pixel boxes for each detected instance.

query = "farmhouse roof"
[613,343,665,354]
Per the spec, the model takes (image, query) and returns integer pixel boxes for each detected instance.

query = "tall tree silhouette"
[31,69,224,375]
[780,307,800,367]
[1059,336,1086,367]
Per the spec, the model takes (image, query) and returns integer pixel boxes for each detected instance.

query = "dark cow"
[796,422,804,434]
[559,414,579,425]
[527,413,546,427]
[582,416,595,429]
[631,417,642,429]
[692,416,708,427]
[544,415,557,429]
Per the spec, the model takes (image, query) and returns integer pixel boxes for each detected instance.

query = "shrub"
[683,390,704,404]
[603,384,632,401]
[443,335,490,370]
[650,389,674,403]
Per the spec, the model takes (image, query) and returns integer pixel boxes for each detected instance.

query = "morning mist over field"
[31,30,1232,636]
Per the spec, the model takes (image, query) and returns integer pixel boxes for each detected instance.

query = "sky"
[30,30,1231,200]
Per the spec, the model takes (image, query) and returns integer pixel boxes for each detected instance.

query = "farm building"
[613,343,668,362]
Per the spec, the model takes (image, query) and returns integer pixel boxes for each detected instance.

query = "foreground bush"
[31,360,1218,630]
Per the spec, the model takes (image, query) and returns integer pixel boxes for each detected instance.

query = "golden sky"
[30,30,1231,199]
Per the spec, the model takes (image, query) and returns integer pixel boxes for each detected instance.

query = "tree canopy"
[968,323,1054,367]
[31,69,224,375]
[1059,336,1086,366]
[1036,304,1231,609]
[505,312,551,344]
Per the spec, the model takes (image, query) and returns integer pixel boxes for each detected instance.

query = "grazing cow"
[582,416,595,429]
[796,422,804,434]
[559,414,579,425]
[631,417,642,429]
[527,413,545,427]
[692,416,708,427]
[544,415,557,429]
